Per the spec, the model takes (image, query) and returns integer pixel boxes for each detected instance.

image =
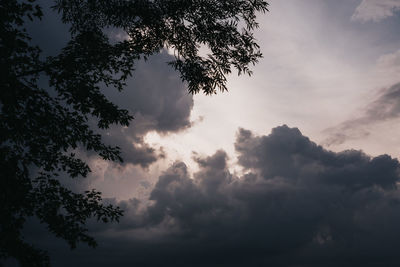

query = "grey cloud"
[364,83,400,119]
[105,132,161,168]
[33,125,400,267]
[26,3,194,168]
[237,125,399,189]
[103,52,194,135]
[96,52,193,167]
[323,82,400,146]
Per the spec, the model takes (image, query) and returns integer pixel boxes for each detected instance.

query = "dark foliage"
[0,0,268,266]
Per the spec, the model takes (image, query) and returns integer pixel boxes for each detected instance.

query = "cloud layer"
[33,125,400,267]
[323,82,400,146]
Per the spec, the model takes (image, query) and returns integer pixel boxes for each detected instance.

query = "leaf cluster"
[55,0,268,94]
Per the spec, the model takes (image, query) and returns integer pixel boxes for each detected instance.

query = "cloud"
[90,51,194,168]
[104,52,194,135]
[352,0,400,22]
[323,82,400,146]
[32,125,400,267]
[26,3,194,169]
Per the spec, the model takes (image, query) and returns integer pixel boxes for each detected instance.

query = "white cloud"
[352,0,400,22]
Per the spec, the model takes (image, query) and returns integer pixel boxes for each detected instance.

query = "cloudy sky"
[15,0,400,266]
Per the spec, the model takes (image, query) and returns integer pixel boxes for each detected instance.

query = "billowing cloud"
[323,82,400,146]
[98,52,194,167]
[103,52,194,135]
[26,3,194,169]
[33,125,400,267]
[352,0,400,22]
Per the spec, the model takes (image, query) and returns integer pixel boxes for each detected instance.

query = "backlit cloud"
[34,126,400,267]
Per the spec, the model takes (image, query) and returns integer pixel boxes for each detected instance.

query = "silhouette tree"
[0,0,268,266]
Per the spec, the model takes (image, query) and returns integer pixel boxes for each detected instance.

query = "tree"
[0,0,268,265]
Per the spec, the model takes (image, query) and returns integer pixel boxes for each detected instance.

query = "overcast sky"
[14,0,400,266]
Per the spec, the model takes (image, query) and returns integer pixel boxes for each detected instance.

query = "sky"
[10,0,400,266]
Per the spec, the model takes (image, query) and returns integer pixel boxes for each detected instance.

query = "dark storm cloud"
[98,52,193,167]
[323,82,400,146]
[104,52,194,134]
[34,125,400,267]
[236,125,398,189]
[97,51,193,166]
[26,3,194,168]
[99,127,161,168]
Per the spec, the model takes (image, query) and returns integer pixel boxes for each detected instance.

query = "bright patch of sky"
[145,0,400,173]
